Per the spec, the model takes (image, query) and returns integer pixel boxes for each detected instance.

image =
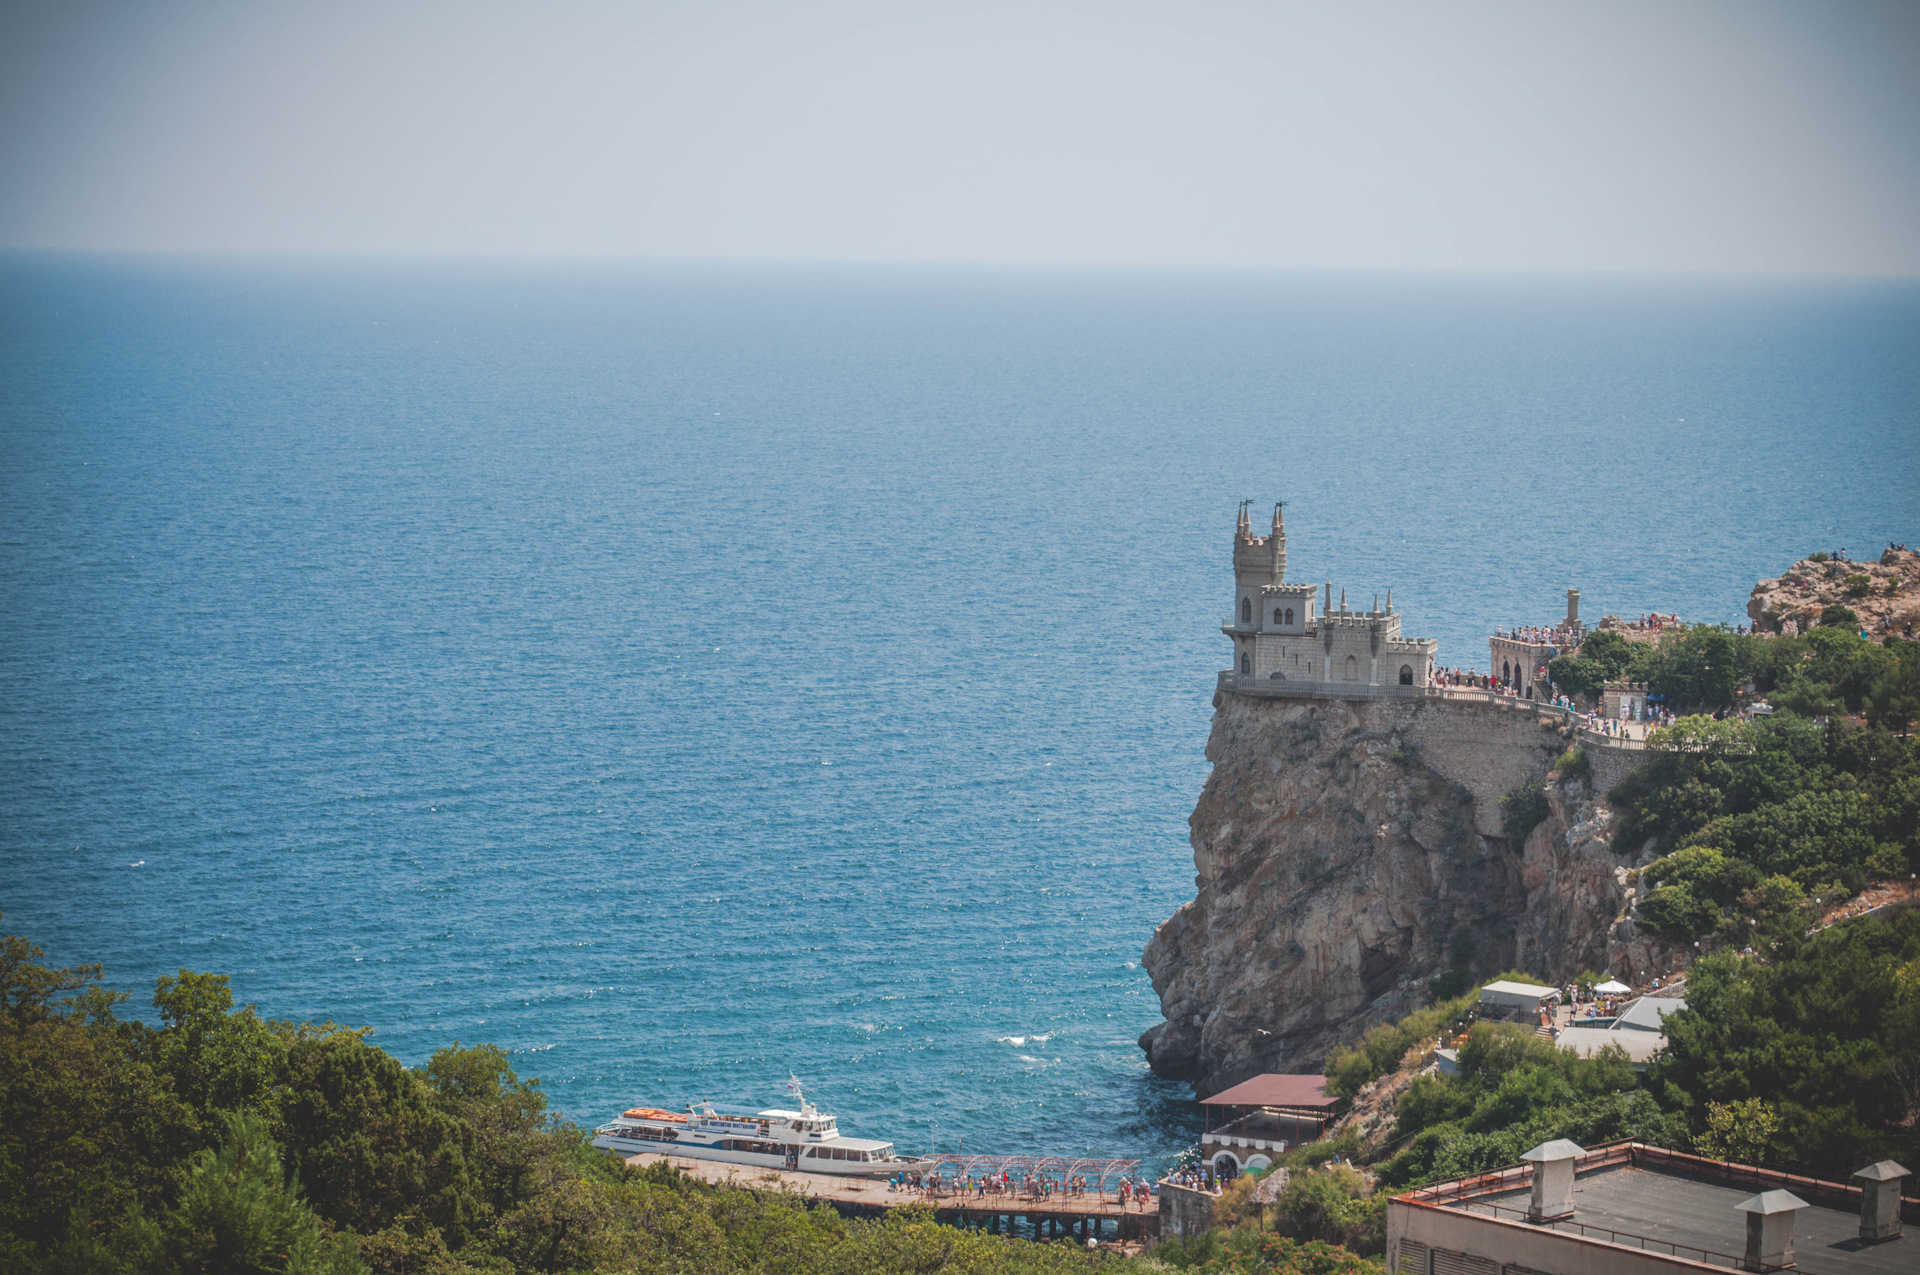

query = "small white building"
[1479,980,1560,1017]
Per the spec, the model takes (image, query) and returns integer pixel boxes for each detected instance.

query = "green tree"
[121,1110,366,1275]
[1547,654,1602,699]
[1694,1099,1781,1165]
[278,1034,480,1246]
[1868,642,1920,737]
[1579,630,1635,681]
[0,930,193,1266]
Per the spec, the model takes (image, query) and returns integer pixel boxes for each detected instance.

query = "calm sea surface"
[3,258,1916,1167]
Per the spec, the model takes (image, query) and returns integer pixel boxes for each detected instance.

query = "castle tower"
[1232,501,1282,626]
[1269,503,1287,583]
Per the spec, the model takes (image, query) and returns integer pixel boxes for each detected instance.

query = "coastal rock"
[1747,546,1919,639]
[1139,692,1660,1096]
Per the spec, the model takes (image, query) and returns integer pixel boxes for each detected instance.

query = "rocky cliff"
[1138,690,1684,1096]
[1747,545,1918,639]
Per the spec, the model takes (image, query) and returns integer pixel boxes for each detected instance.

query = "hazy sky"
[2,0,1916,271]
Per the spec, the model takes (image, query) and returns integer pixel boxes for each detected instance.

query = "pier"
[625,1151,1162,1243]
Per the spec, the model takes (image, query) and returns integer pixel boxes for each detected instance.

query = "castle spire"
[1236,500,1251,540]
[1340,587,1347,613]
[1386,589,1393,613]
[1372,592,1379,614]
[1269,501,1287,582]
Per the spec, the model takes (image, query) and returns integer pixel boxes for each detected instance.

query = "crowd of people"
[1163,1163,1221,1194]
[1493,624,1580,648]
[886,1168,1155,1206]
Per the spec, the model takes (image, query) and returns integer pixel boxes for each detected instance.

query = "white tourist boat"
[590,1081,935,1178]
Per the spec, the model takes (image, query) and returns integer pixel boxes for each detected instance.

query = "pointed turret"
[1269,502,1287,582]
[1386,589,1393,613]
[1340,587,1347,613]
[1236,500,1252,542]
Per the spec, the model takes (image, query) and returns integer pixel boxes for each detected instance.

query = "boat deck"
[623,1151,1161,1243]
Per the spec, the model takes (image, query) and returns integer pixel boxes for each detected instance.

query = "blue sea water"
[2,257,1916,1169]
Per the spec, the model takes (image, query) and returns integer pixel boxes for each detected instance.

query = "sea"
[2,257,1915,1170]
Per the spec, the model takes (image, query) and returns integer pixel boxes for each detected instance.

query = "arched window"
[1399,665,1414,685]
[1241,597,1252,624]
[1344,655,1358,681]
[1273,607,1283,625]
[1285,608,1294,626]
[1502,660,1511,682]
[1241,653,1251,674]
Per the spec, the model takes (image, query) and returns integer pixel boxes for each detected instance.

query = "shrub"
[1845,574,1873,598]
[1821,604,1859,629]
[1500,777,1551,852]
[1809,552,1830,563]
[1553,746,1590,781]
[1269,1166,1382,1253]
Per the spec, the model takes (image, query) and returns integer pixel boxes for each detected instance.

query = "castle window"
[1274,608,1284,626]
[1343,655,1358,681]
[1241,653,1251,674]
[1285,608,1294,626]
[1241,598,1252,625]
[1399,665,1413,685]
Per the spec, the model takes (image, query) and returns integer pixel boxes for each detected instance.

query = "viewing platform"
[1217,671,1649,755]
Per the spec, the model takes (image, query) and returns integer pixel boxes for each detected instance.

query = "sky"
[1,0,1916,272]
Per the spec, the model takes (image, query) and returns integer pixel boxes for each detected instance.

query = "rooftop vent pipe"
[1853,1160,1909,1243]
[1520,1140,1584,1222]
[1734,1189,1807,1271]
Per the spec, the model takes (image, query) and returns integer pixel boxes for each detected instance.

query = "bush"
[1553,747,1590,781]
[1270,1166,1382,1253]
[1500,777,1551,853]
[1809,552,1830,563]
[1821,604,1860,629]
[1324,992,1478,1099]
[1845,574,1873,598]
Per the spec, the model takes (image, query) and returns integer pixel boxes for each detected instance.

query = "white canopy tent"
[1594,980,1631,995]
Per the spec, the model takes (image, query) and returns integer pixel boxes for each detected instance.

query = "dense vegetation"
[1294,906,1920,1225]
[1546,624,1919,724]
[1615,712,1917,943]
[1652,906,1920,1177]
[1,928,1157,1275]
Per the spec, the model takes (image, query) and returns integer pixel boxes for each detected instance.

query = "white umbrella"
[1594,980,1631,995]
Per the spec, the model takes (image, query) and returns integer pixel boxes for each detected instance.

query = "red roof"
[1200,1074,1335,1108]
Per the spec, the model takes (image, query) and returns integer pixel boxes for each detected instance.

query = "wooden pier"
[625,1152,1161,1243]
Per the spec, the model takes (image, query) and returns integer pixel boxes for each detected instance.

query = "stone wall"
[1158,1182,1216,1241]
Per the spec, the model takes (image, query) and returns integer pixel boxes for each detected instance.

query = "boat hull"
[591,1134,932,1178]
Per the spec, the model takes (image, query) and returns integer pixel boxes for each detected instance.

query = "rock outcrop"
[1748,546,1919,639]
[1138,691,1683,1097]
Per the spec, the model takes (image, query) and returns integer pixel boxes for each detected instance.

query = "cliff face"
[1138,691,1680,1096]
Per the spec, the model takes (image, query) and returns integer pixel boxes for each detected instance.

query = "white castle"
[1221,501,1437,694]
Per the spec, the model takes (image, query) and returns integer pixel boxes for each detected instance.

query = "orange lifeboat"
[623,1107,688,1123]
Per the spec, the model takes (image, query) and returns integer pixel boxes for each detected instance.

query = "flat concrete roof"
[1479,1164,1909,1275]
[1556,1025,1665,1064]
[1481,980,1558,999]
